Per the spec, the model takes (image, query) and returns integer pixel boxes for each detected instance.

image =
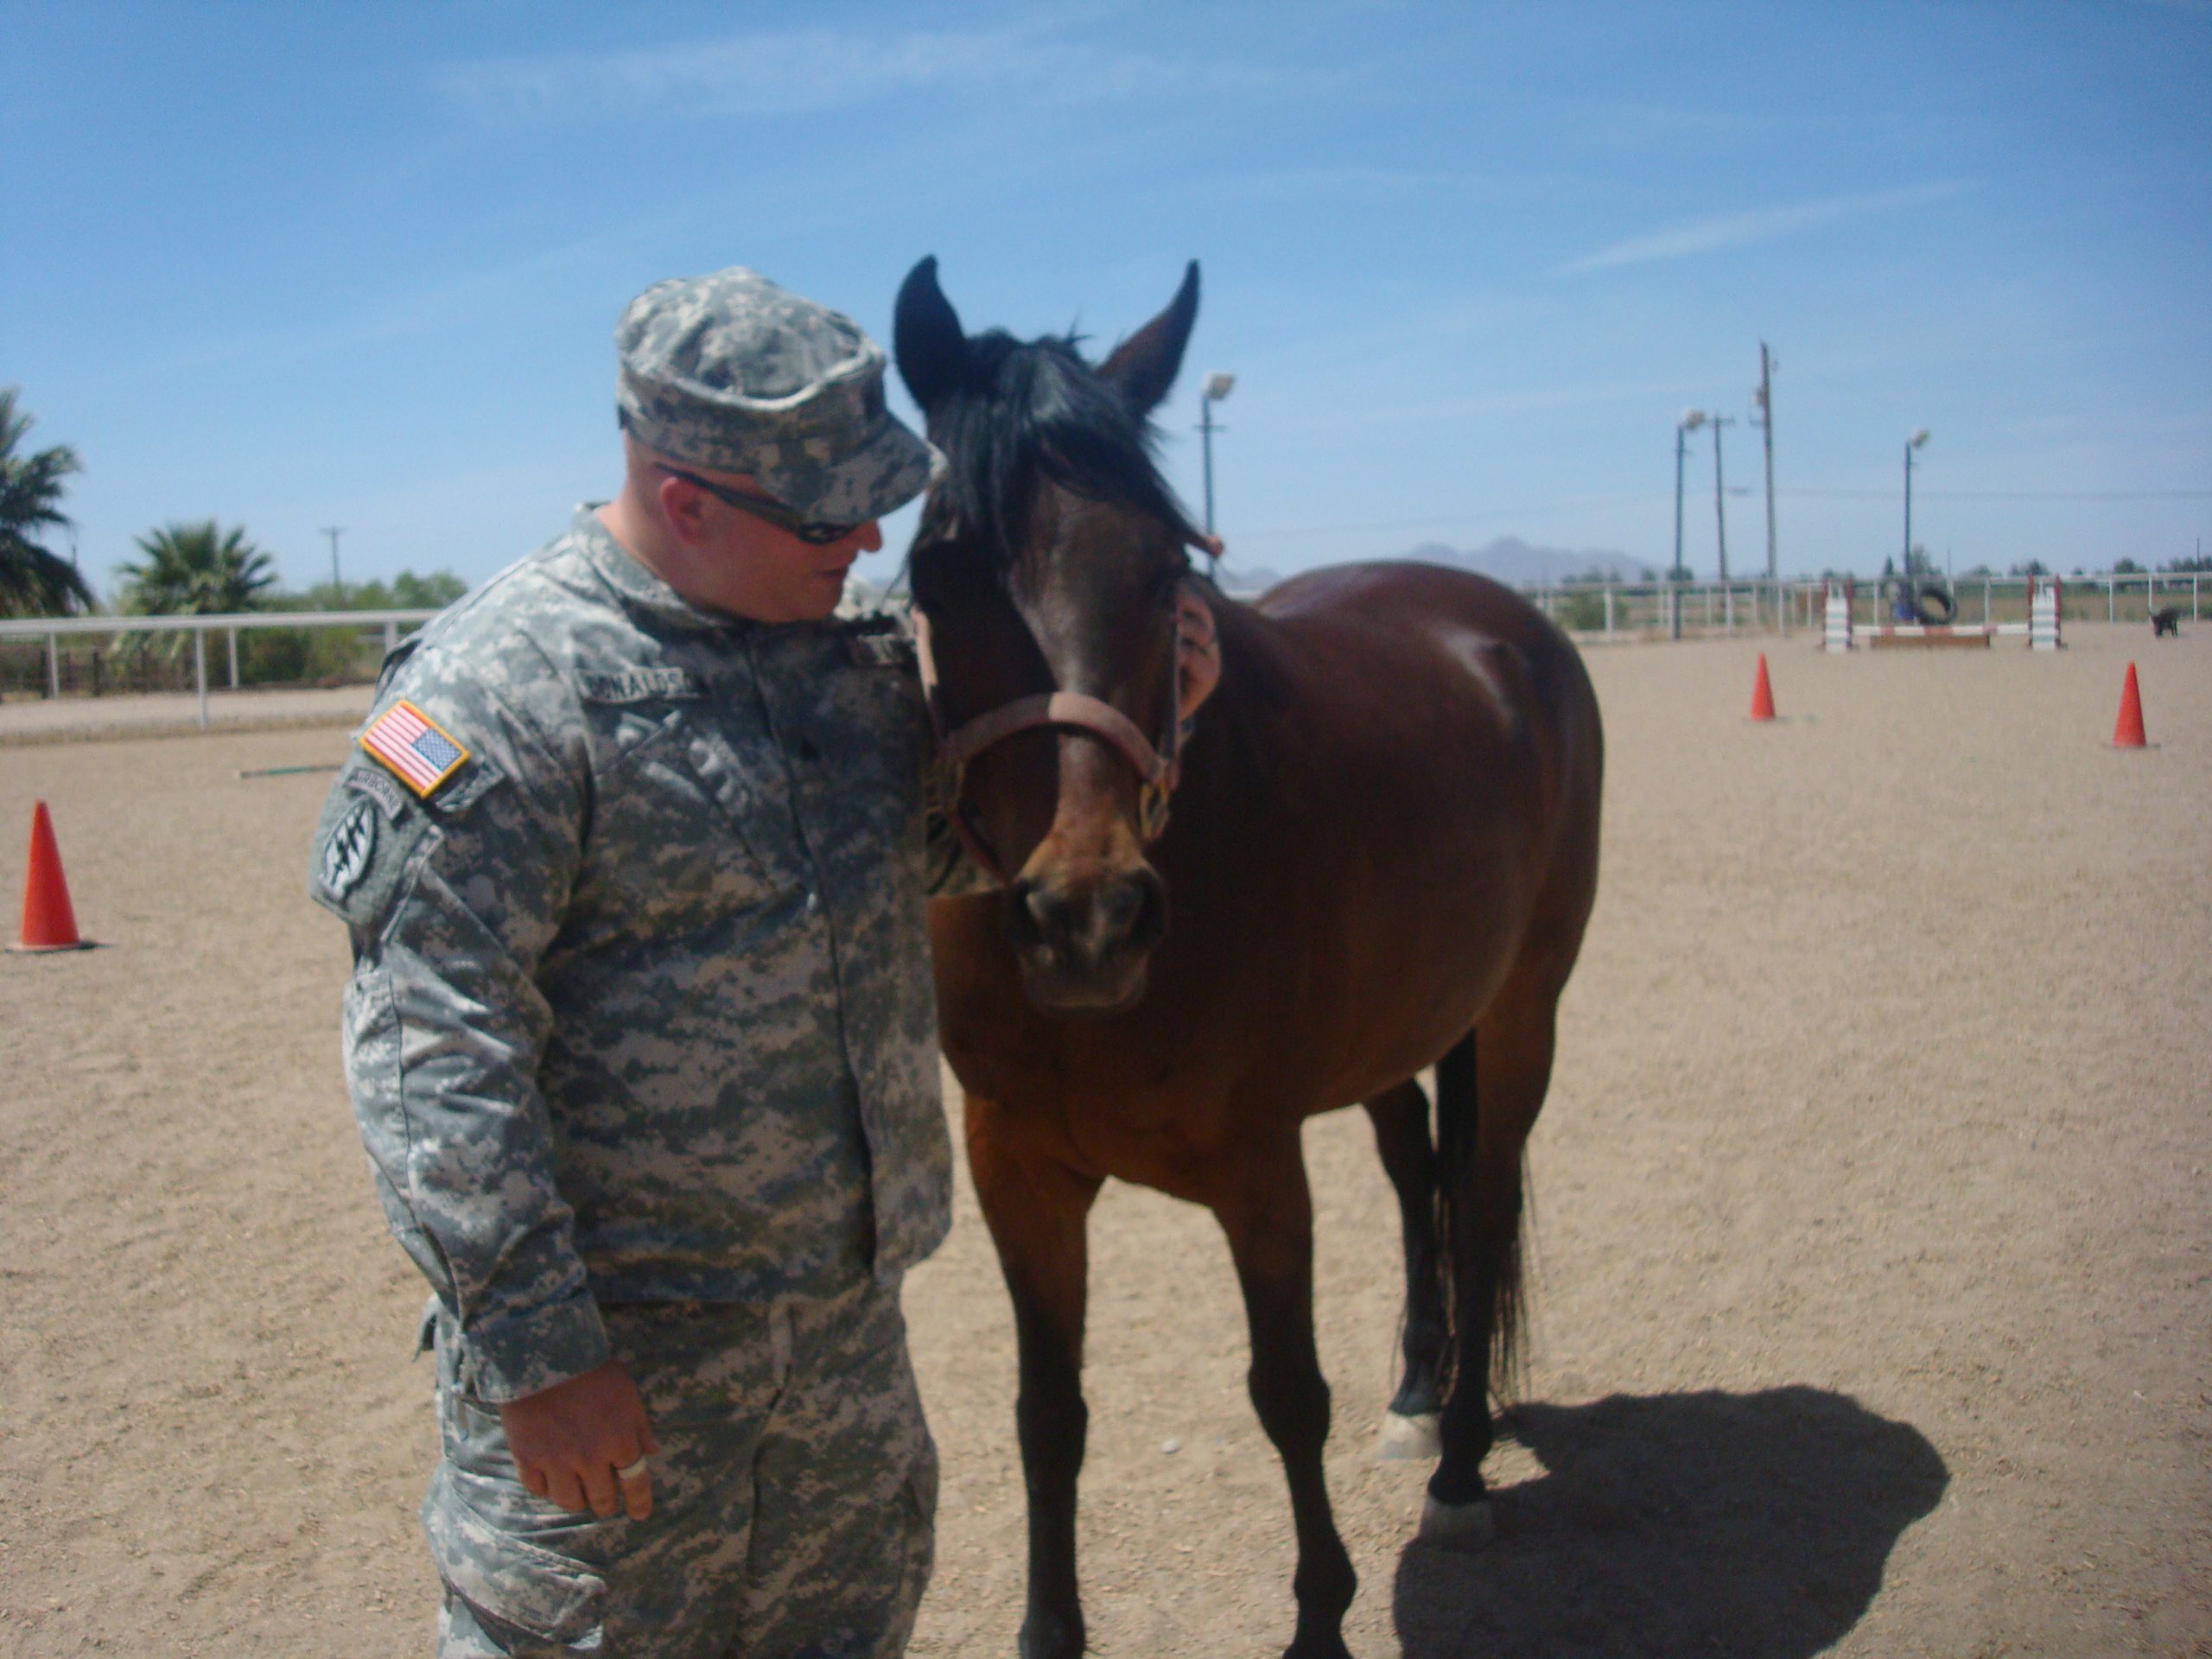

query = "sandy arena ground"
[1,621,2206,1657]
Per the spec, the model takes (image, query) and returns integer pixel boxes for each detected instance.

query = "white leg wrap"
[1418,1494,1497,1552]
[1376,1411,1441,1461]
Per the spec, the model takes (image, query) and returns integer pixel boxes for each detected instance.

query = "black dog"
[2151,607,2181,637]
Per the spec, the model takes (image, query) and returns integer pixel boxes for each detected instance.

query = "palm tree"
[0,387,94,617]
[116,521,279,665]
[118,520,279,617]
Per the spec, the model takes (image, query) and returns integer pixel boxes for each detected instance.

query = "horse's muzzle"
[1002,864,1167,1011]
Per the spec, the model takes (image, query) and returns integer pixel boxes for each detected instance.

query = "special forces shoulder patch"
[317,797,378,899]
[360,700,470,798]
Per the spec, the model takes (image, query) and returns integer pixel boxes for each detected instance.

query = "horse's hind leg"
[1216,1136,1357,1659]
[1364,1077,1446,1459]
[1422,991,1556,1551]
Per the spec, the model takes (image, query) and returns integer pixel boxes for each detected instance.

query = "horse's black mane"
[920,330,1203,570]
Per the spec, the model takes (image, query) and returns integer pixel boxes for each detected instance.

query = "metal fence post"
[227,626,239,690]
[194,628,209,730]
[1604,585,1615,639]
[385,618,398,656]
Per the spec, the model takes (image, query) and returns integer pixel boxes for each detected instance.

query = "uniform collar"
[569,503,758,636]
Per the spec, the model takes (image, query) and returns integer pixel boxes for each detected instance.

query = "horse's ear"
[894,256,968,416]
[1097,261,1199,417]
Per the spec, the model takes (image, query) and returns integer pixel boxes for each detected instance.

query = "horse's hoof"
[1418,1494,1496,1552]
[1376,1410,1440,1461]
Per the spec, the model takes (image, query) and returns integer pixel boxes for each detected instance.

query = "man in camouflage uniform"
[310,267,957,1657]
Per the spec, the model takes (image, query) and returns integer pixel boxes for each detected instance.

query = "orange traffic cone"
[2112,662,2147,749]
[12,800,89,952]
[1749,653,1777,721]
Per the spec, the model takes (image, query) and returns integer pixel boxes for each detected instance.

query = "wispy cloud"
[111,216,666,386]
[1557,181,1971,276]
[433,22,1344,126]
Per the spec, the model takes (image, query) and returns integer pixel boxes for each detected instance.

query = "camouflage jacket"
[310,507,955,1402]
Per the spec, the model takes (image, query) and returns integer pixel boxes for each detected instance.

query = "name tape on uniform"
[579,668,705,703]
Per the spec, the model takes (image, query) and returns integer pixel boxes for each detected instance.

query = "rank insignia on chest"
[359,699,470,798]
[848,630,912,670]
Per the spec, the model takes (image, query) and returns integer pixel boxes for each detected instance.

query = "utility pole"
[1756,343,1779,632]
[1673,410,1706,640]
[322,526,346,597]
[1710,414,1737,629]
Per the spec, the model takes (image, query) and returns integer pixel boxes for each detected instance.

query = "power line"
[1787,487,2211,501]
[1243,491,1669,541]
[1235,485,2209,543]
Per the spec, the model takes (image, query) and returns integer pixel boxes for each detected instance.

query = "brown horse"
[894,256,1604,1659]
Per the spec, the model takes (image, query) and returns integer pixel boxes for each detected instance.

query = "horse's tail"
[1432,1029,1530,1403]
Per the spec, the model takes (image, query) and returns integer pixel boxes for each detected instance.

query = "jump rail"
[1821,579,2063,652]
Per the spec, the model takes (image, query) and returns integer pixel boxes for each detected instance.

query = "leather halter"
[912,576,1220,886]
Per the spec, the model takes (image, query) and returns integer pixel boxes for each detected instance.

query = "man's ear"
[654,471,712,548]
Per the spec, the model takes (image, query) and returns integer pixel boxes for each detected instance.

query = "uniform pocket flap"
[423,1465,607,1646]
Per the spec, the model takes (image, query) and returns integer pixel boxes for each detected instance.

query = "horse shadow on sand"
[1393,1386,1947,1659]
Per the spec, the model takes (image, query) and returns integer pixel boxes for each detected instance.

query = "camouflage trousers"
[424,1274,937,1658]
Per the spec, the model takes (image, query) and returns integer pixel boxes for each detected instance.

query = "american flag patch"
[359,700,470,798]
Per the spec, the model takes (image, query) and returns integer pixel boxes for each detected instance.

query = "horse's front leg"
[968,1098,1103,1659]
[1216,1136,1358,1659]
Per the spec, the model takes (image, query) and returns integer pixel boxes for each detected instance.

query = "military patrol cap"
[616,267,941,524]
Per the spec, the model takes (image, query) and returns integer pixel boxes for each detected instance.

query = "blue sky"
[6,1,2208,595]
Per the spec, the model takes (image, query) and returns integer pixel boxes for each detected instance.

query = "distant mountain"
[1402,537,1656,585]
[1211,563,1288,594]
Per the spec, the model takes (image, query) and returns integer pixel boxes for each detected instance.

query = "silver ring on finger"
[615,1454,652,1482]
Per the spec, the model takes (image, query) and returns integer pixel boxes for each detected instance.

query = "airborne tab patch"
[343,764,410,822]
[360,700,470,798]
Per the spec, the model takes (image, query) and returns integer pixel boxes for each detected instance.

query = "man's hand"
[499,1358,658,1522]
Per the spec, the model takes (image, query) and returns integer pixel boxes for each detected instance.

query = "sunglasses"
[655,464,864,546]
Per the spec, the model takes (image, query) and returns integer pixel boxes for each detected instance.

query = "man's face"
[656,463,884,623]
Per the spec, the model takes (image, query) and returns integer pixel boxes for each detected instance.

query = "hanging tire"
[1911,585,1957,626]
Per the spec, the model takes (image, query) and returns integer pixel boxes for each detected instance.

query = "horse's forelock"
[925,331,1201,577]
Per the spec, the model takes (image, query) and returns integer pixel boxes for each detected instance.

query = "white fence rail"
[1516,570,2202,643]
[0,608,438,728]
[3,569,2204,730]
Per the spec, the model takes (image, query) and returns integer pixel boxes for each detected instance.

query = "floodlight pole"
[1903,446,1914,575]
[1902,429,1929,582]
[1198,372,1236,537]
[323,525,346,596]
[1710,414,1737,627]
[1757,343,1780,632]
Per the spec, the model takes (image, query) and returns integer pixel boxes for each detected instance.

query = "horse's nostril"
[1007,875,1071,947]
[1025,884,1061,937]
[1103,868,1166,953]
